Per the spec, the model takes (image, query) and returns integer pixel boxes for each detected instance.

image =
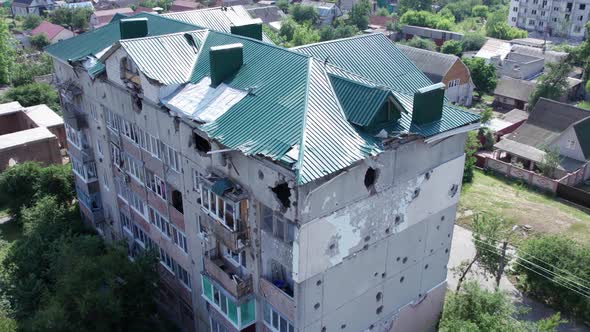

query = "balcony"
[201,212,247,252]
[62,103,87,130]
[202,250,252,300]
[259,278,295,322]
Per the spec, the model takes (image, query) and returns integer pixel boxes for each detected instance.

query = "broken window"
[194,133,212,153]
[269,259,293,296]
[261,205,295,243]
[271,182,291,209]
[172,189,184,214]
[364,167,377,189]
[200,185,239,232]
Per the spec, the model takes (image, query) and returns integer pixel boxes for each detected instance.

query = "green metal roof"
[329,75,392,127]
[292,34,434,94]
[162,6,272,43]
[118,30,208,85]
[45,12,199,62]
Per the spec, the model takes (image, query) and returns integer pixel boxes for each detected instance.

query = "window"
[193,170,203,192]
[542,0,547,6]
[541,10,545,16]
[172,225,188,253]
[75,185,102,211]
[105,109,122,133]
[159,247,174,272]
[149,207,172,237]
[200,186,238,231]
[124,155,145,184]
[176,264,191,290]
[512,6,518,11]
[130,191,148,219]
[96,139,103,157]
[146,171,167,200]
[223,245,247,268]
[512,17,517,22]
[553,17,558,22]
[198,215,208,238]
[554,6,559,10]
[132,223,153,249]
[539,21,544,26]
[102,172,110,191]
[448,79,459,88]
[529,19,536,25]
[71,155,97,182]
[263,301,294,332]
[121,119,141,145]
[565,13,570,20]
[531,9,537,14]
[120,212,132,234]
[574,25,582,32]
[210,318,230,332]
[261,206,295,243]
[110,143,121,167]
[578,15,584,21]
[201,276,256,329]
[580,4,586,10]
[65,123,82,147]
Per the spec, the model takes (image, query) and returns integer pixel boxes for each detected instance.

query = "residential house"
[246,5,285,25]
[491,51,545,80]
[401,25,463,46]
[46,12,479,332]
[90,7,134,29]
[493,76,536,110]
[476,38,568,65]
[301,0,342,25]
[397,44,474,106]
[0,101,65,171]
[338,0,376,12]
[11,0,55,16]
[55,0,94,10]
[169,0,203,12]
[486,108,529,141]
[492,98,590,184]
[507,0,590,40]
[30,21,75,44]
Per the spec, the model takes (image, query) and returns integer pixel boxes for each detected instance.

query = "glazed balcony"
[202,250,252,300]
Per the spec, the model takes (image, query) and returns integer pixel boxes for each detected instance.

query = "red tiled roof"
[30,21,67,40]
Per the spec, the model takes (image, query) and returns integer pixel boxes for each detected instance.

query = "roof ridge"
[295,58,313,180]
[205,29,311,59]
[396,43,457,59]
[120,29,207,44]
[164,5,242,14]
[291,32,385,50]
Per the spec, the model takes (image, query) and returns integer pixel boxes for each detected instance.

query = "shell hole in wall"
[322,327,326,332]
[193,133,211,153]
[316,280,322,286]
[314,303,320,310]
[258,170,264,180]
[400,276,405,283]
[402,257,408,264]
[376,306,383,315]
[449,184,459,197]
[376,292,382,301]
[272,182,291,209]
[341,324,346,329]
[364,167,377,189]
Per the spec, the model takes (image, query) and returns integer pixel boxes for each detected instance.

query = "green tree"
[349,0,372,30]
[516,235,590,322]
[463,57,497,98]
[0,20,15,85]
[480,107,493,124]
[398,0,433,15]
[528,62,571,109]
[290,24,320,46]
[29,34,50,50]
[319,25,335,41]
[485,9,527,40]
[461,32,486,51]
[440,281,563,332]
[22,15,42,30]
[376,7,390,16]
[277,0,289,13]
[472,5,489,18]
[402,36,436,50]
[537,147,561,178]
[2,82,60,111]
[441,39,462,55]
[49,8,93,31]
[334,24,359,38]
[463,131,480,183]
[10,53,54,87]
[290,4,319,25]
[279,17,297,41]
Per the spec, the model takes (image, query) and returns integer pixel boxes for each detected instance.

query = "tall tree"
[289,4,319,25]
[348,0,372,30]
[2,82,60,111]
[22,15,42,30]
[528,62,571,110]
[398,0,433,15]
[0,19,15,85]
[463,57,497,98]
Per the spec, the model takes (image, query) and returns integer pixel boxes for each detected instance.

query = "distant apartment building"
[46,7,479,332]
[0,101,64,171]
[507,0,590,40]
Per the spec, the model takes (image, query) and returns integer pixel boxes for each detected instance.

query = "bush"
[22,15,42,30]
[463,131,480,183]
[290,4,319,25]
[29,34,50,50]
[516,235,590,322]
[2,82,59,111]
[441,40,462,55]
[472,5,489,18]
[461,32,486,51]
[402,36,436,51]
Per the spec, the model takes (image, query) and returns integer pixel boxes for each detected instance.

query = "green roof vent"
[230,19,263,41]
[119,18,148,40]
[209,43,243,87]
[412,83,445,125]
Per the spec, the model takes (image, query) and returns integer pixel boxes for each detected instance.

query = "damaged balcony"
[62,102,88,130]
[202,249,252,300]
[259,278,295,322]
[199,177,249,251]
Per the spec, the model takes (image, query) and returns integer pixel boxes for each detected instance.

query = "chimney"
[209,43,243,87]
[411,83,445,125]
[119,18,148,40]
[230,19,263,41]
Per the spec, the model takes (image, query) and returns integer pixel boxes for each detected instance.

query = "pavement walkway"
[448,225,590,332]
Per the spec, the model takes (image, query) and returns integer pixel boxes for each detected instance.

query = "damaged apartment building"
[46,7,479,332]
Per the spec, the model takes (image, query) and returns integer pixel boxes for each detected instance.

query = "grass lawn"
[458,170,590,246]
[576,100,590,110]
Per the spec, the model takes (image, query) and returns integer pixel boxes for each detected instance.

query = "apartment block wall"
[54,44,470,332]
[508,0,590,39]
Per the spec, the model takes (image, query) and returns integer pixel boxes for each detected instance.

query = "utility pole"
[496,240,508,288]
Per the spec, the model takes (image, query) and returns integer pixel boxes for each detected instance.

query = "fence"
[484,158,558,192]
[556,183,590,209]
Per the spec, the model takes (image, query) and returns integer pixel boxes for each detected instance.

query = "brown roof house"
[493,76,536,110]
[0,101,65,172]
[397,44,474,106]
[30,21,75,43]
[490,98,590,188]
[11,0,55,16]
[90,7,134,29]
